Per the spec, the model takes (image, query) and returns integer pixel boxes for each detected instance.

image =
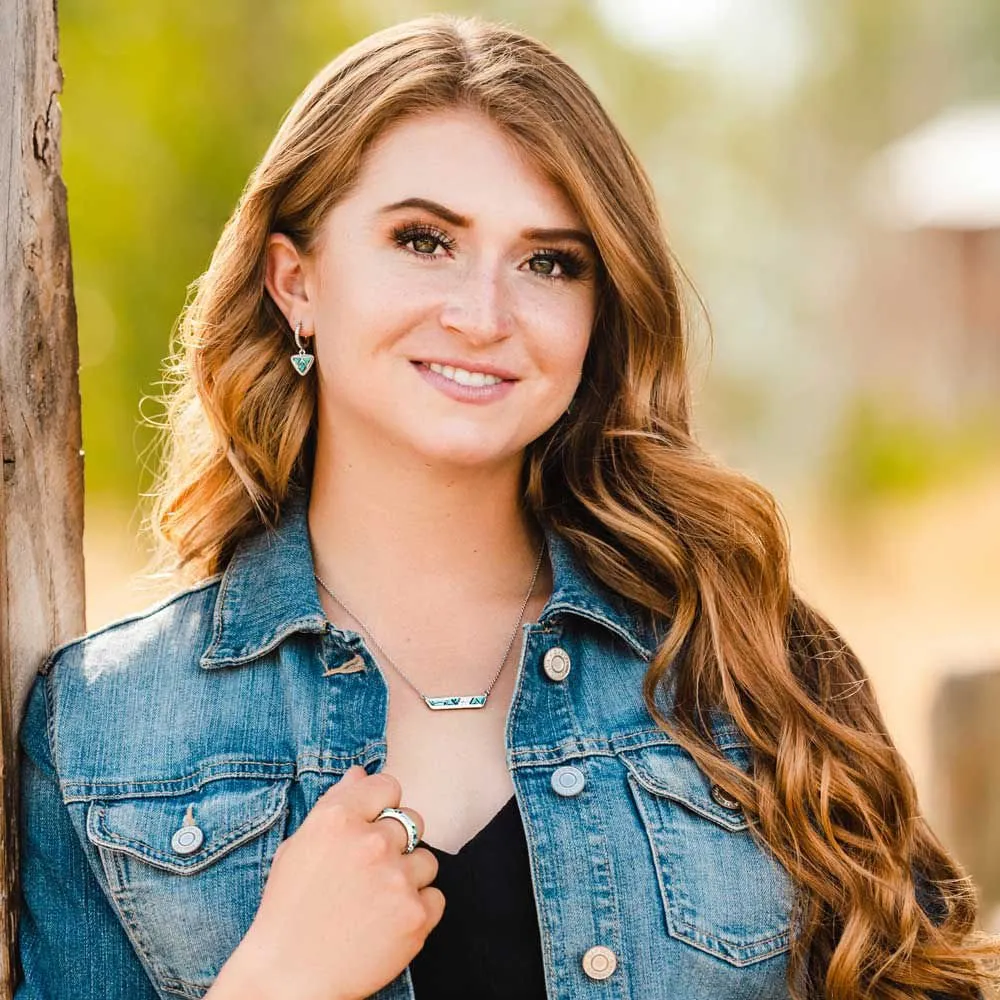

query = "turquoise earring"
[290,321,314,376]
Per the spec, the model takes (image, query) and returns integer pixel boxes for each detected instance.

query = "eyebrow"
[378,197,597,251]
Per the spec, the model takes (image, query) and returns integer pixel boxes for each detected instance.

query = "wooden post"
[930,668,1000,931]
[0,0,85,994]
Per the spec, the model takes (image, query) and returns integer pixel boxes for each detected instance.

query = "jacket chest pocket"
[85,775,292,998]
[618,743,794,967]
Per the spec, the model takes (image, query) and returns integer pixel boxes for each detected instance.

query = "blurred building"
[854,103,1000,417]
[840,101,1000,929]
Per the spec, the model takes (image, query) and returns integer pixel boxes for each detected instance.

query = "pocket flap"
[618,743,750,832]
[86,776,289,875]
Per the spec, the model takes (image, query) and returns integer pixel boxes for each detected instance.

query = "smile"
[412,361,517,405]
[426,362,505,387]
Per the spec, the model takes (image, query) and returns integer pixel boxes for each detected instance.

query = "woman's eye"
[529,256,558,276]
[392,224,453,257]
[411,235,440,255]
[526,250,588,281]
[392,225,590,281]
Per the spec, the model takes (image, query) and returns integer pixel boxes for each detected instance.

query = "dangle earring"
[290,320,315,376]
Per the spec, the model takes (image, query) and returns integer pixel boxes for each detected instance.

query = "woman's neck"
[306,436,546,613]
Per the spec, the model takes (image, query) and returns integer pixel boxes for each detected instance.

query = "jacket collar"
[200,483,659,669]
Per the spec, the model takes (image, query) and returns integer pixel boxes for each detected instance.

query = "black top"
[410,794,548,999]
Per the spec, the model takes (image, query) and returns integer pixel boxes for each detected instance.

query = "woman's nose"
[438,265,513,346]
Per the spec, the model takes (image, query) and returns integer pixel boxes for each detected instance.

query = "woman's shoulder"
[23,574,226,790]
[39,573,224,682]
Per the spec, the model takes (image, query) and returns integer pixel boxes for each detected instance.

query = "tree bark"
[0,0,85,994]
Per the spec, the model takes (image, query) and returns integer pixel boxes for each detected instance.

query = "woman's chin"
[405,432,524,470]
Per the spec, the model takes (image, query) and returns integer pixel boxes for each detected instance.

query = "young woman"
[16,13,999,1000]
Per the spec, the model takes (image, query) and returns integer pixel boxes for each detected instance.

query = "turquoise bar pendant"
[423,694,488,710]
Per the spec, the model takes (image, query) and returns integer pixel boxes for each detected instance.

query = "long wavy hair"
[143,14,999,998]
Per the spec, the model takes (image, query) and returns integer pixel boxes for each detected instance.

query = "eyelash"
[390,222,590,282]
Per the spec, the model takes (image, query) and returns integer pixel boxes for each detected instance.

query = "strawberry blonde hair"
[144,15,999,997]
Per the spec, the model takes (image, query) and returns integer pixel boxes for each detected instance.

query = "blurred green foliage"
[60,1,376,501]
[831,399,1000,507]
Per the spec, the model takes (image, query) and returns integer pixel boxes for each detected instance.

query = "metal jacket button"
[710,783,741,811]
[171,805,204,855]
[551,765,586,797]
[171,824,204,855]
[542,646,571,682]
[582,944,618,980]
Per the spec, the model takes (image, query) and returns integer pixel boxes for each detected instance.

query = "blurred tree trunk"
[0,1,85,995]
[931,669,1000,932]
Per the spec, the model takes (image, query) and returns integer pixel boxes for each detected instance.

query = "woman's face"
[267,106,598,470]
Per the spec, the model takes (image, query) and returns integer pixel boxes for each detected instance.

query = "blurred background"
[59,0,999,925]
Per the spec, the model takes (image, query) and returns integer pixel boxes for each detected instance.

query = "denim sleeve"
[15,671,160,999]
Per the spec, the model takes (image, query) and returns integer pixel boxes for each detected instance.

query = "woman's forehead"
[343,107,587,231]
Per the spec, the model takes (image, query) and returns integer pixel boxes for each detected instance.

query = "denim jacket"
[17,484,814,999]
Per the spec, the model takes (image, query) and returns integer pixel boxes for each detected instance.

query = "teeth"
[427,362,504,386]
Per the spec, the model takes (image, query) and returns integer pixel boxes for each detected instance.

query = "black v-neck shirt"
[410,794,548,998]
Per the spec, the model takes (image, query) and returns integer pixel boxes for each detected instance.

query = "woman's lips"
[414,358,520,381]
[411,360,517,404]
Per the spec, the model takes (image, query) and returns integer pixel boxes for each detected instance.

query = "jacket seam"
[97,834,186,993]
[205,550,237,663]
[63,764,297,801]
[42,671,60,777]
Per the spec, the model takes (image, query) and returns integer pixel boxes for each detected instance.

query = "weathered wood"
[0,0,85,994]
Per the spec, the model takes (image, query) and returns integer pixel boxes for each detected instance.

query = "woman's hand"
[210,765,444,1000]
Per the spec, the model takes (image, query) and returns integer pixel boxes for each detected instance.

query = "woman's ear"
[264,233,313,331]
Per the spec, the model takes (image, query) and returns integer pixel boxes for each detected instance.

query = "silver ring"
[375,807,419,854]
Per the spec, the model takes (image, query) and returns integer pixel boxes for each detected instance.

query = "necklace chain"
[313,541,546,710]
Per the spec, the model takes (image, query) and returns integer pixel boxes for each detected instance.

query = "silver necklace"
[314,541,546,711]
